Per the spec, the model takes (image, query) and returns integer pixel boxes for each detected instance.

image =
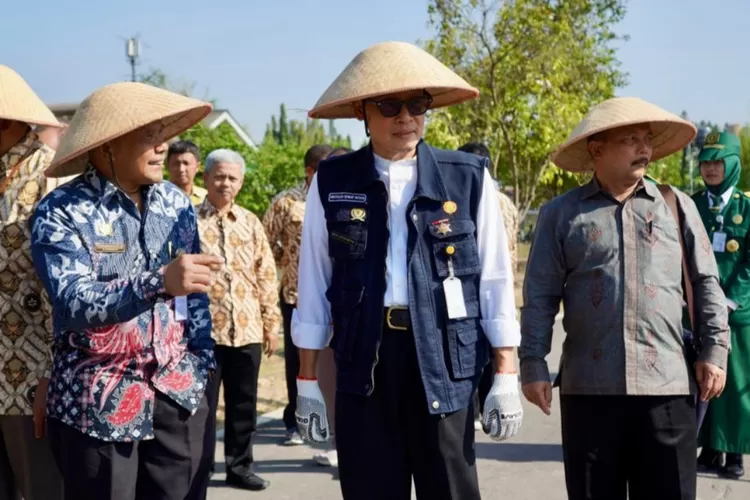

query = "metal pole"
[130,57,136,82]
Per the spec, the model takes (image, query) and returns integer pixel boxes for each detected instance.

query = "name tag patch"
[94,243,126,253]
[328,192,367,204]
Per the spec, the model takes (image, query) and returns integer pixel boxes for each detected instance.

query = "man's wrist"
[493,347,517,372]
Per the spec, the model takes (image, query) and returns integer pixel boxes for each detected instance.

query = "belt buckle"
[386,306,409,331]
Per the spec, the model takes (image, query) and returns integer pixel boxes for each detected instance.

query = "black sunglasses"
[365,93,433,118]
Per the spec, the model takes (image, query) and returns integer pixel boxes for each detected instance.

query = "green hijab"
[699,131,742,196]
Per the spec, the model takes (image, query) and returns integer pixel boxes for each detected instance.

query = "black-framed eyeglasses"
[365,93,433,118]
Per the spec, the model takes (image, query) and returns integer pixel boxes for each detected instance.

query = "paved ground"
[208,320,750,499]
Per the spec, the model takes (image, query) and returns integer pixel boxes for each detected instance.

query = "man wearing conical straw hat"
[293,41,521,499]
[0,65,65,500]
[29,82,222,500]
[520,96,730,499]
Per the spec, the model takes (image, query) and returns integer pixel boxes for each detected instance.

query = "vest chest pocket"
[327,211,368,260]
[446,319,486,379]
[428,219,481,277]
[327,286,365,362]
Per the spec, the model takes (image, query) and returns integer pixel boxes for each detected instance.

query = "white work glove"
[482,373,524,441]
[295,378,330,443]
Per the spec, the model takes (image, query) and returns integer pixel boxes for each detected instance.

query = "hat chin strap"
[362,100,370,138]
[107,148,140,195]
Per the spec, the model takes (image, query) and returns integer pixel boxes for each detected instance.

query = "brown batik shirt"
[0,131,66,415]
[262,181,307,305]
[520,178,729,396]
[497,189,520,273]
[197,199,281,347]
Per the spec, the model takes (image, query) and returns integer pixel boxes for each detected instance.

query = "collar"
[706,186,735,208]
[0,130,40,171]
[197,197,238,221]
[345,141,448,201]
[581,176,657,201]
[81,163,158,208]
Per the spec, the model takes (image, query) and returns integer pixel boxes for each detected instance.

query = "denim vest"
[316,141,489,415]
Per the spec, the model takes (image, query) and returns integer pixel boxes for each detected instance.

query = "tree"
[264,103,352,149]
[423,0,628,220]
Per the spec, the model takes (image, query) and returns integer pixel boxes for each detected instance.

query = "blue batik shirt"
[30,164,215,442]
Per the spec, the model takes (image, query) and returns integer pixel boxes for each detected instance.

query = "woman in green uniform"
[694,131,750,479]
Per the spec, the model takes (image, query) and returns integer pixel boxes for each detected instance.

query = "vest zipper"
[367,186,390,396]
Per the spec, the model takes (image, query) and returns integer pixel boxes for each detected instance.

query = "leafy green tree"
[423,0,628,220]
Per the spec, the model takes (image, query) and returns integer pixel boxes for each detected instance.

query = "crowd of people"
[0,39,747,500]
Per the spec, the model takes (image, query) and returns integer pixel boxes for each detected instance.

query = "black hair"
[458,142,491,159]
[167,140,201,163]
[304,144,334,171]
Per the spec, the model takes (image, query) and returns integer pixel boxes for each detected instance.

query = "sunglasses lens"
[407,97,431,116]
[377,100,403,118]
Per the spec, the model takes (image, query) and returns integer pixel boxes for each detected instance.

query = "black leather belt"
[384,306,410,331]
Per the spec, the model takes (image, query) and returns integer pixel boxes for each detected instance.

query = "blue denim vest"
[316,141,490,415]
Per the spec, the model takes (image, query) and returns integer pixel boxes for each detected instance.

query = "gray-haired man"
[191,149,281,495]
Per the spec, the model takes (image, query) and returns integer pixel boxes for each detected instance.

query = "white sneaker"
[313,450,338,467]
[284,431,304,446]
[474,419,483,431]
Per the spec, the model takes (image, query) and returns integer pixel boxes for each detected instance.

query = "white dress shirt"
[291,154,520,350]
[707,187,739,311]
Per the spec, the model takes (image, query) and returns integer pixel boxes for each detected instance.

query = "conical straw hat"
[0,65,60,127]
[551,97,697,172]
[308,41,478,119]
[47,82,212,178]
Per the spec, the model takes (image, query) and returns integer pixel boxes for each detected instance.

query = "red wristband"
[297,376,318,381]
[496,371,518,375]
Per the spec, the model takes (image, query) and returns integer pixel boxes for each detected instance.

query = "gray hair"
[204,148,246,176]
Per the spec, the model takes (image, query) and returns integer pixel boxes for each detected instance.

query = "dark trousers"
[336,325,480,500]
[49,390,208,500]
[473,353,493,418]
[209,344,262,479]
[281,300,299,431]
[561,395,697,500]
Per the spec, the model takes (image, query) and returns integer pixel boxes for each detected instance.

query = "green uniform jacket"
[693,187,750,454]
[692,188,750,326]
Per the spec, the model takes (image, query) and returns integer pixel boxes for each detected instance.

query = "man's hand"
[522,381,552,416]
[295,379,330,443]
[696,361,726,401]
[164,254,222,296]
[33,377,49,439]
[263,332,278,359]
[482,373,523,441]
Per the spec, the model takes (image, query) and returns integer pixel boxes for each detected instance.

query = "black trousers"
[49,390,208,500]
[336,326,480,500]
[473,349,493,418]
[561,395,697,500]
[208,344,262,479]
[281,300,300,431]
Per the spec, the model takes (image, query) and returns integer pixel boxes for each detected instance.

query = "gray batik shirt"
[519,178,729,395]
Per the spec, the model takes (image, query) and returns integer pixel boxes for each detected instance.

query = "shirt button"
[225,272,232,281]
[432,401,440,410]
[412,214,418,222]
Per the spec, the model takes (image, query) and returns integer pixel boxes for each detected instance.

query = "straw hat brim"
[0,65,61,127]
[308,41,479,119]
[551,97,697,173]
[46,82,212,178]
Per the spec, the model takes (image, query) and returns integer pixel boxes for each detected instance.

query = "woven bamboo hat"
[551,97,696,172]
[308,41,478,119]
[46,82,212,178]
[0,65,60,127]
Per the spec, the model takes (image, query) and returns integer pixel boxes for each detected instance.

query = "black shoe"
[697,448,723,473]
[721,454,745,479]
[226,473,270,491]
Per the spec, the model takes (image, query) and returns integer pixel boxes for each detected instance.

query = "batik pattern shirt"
[30,165,215,442]
[262,182,307,305]
[520,178,729,396]
[197,199,280,347]
[0,131,68,416]
[497,189,519,273]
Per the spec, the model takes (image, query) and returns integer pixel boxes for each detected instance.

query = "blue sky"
[3,0,748,147]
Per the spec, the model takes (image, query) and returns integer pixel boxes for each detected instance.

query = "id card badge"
[713,232,727,253]
[443,259,467,319]
[175,296,188,322]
